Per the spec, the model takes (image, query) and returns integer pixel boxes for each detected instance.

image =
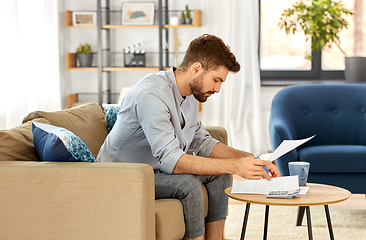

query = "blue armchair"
[269,84,366,194]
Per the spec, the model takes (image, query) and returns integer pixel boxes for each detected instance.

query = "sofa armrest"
[0,161,155,240]
[206,126,228,145]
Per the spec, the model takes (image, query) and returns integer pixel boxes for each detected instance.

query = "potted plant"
[185,5,192,25]
[76,44,93,67]
[180,11,186,24]
[278,0,359,82]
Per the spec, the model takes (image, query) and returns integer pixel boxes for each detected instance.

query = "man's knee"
[176,174,203,200]
[201,174,232,191]
[219,174,232,186]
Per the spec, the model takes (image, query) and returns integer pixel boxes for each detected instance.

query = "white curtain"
[0,0,61,130]
[201,0,266,154]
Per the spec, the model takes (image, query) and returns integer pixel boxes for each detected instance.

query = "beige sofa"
[0,103,228,240]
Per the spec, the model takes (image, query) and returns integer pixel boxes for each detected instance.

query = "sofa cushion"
[0,118,51,161]
[298,145,366,173]
[155,199,185,240]
[32,122,96,162]
[23,103,108,158]
[102,103,120,133]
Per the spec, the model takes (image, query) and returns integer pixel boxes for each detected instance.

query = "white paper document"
[299,187,310,195]
[231,176,299,194]
[259,135,316,161]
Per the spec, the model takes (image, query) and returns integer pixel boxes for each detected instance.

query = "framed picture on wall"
[72,11,96,26]
[121,2,155,25]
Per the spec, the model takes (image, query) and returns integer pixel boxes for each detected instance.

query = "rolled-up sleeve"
[189,121,219,157]
[136,92,184,174]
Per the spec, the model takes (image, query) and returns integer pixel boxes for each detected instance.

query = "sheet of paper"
[259,135,316,161]
[299,187,310,195]
[231,176,299,194]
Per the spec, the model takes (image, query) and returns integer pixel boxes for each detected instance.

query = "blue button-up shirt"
[97,68,219,173]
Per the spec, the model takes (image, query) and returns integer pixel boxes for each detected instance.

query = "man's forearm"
[172,153,237,175]
[172,142,252,175]
[209,142,253,159]
[172,142,280,179]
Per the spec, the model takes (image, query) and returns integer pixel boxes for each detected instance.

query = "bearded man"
[97,34,280,240]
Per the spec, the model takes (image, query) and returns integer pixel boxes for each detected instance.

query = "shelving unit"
[65,1,202,107]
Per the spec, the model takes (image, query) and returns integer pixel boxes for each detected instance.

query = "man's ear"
[191,62,203,75]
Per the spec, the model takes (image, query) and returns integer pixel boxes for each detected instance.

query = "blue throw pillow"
[102,103,121,132]
[32,122,96,162]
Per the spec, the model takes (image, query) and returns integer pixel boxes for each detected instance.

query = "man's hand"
[235,156,281,180]
[265,162,281,179]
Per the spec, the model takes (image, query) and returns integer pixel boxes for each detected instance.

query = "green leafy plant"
[181,11,186,19]
[278,0,353,60]
[76,44,92,54]
[186,4,191,19]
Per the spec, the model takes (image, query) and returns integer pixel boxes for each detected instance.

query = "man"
[97,34,280,240]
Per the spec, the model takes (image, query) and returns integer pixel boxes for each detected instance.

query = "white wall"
[59,0,285,151]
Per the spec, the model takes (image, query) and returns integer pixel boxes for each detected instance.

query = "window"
[259,0,365,85]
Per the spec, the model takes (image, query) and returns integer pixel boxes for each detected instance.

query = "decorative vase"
[344,57,366,83]
[77,53,93,67]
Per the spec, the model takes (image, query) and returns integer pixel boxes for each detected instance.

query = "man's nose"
[214,82,222,93]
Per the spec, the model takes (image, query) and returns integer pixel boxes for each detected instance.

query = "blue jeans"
[154,172,232,238]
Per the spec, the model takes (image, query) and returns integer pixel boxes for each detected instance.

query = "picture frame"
[72,11,97,26]
[121,2,155,25]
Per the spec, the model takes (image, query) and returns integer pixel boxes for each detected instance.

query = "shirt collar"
[166,67,185,106]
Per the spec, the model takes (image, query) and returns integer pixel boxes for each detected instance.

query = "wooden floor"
[229,175,366,210]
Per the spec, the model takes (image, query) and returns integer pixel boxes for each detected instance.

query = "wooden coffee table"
[225,183,351,240]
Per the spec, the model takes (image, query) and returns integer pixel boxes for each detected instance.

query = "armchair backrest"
[270,84,366,151]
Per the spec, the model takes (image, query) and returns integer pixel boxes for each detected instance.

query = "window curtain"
[200,0,266,154]
[0,0,61,129]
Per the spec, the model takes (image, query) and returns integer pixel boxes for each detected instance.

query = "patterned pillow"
[32,122,96,162]
[102,103,121,132]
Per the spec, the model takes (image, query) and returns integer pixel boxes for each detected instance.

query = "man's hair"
[179,34,240,73]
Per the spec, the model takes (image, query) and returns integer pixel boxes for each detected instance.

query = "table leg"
[297,206,306,226]
[324,205,335,240]
[240,203,251,240]
[305,206,313,240]
[263,205,270,240]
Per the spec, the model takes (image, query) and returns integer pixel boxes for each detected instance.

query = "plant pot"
[185,18,193,24]
[180,18,186,24]
[77,53,93,67]
[344,57,366,83]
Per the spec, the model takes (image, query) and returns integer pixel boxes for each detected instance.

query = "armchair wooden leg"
[296,206,306,226]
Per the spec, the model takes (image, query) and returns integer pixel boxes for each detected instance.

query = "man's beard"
[189,74,215,102]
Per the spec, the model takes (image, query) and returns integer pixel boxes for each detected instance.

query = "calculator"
[267,189,301,199]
